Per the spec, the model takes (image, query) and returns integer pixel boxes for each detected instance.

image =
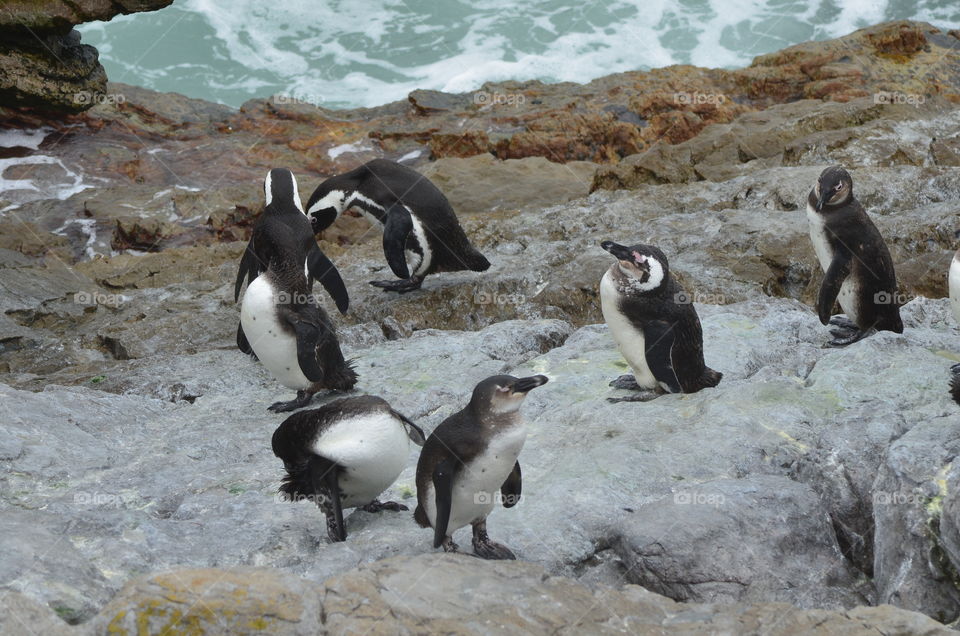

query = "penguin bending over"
[414,374,548,559]
[235,169,357,412]
[949,248,960,406]
[273,396,425,542]
[806,166,903,346]
[305,159,490,293]
[599,240,721,403]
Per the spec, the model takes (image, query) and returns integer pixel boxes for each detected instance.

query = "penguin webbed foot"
[607,390,661,403]
[608,374,641,390]
[827,326,874,347]
[441,536,459,553]
[268,390,314,413]
[471,521,515,560]
[369,276,423,294]
[325,510,347,543]
[360,499,408,513]
[828,315,858,330]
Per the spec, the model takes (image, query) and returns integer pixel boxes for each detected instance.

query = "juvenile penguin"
[236,169,357,412]
[599,240,721,402]
[806,166,903,346]
[273,396,425,542]
[413,374,548,559]
[949,248,960,405]
[305,159,490,293]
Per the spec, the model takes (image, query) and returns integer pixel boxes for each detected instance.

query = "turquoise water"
[78,0,960,110]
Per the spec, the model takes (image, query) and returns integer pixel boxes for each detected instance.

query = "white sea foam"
[0,127,51,150]
[78,0,960,110]
[0,155,92,213]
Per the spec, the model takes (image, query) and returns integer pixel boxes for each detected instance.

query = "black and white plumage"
[235,168,357,413]
[413,374,548,559]
[305,159,490,293]
[273,396,425,542]
[806,166,903,347]
[599,240,721,403]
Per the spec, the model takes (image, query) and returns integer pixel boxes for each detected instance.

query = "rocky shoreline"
[1,6,960,633]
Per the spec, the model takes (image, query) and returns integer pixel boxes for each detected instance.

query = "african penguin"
[599,240,721,402]
[806,166,903,346]
[305,159,490,293]
[272,396,425,542]
[235,168,357,412]
[949,248,960,406]
[413,374,548,559]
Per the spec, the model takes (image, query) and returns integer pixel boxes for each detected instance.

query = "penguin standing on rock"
[235,169,357,412]
[414,374,548,559]
[948,248,960,405]
[305,159,490,293]
[599,240,721,403]
[272,396,425,542]
[806,166,903,346]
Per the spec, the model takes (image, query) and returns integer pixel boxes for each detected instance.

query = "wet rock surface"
[1,16,960,633]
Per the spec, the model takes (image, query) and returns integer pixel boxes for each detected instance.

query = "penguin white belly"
[406,212,432,277]
[312,412,411,508]
[600,270,658,389]
[424,424,526,534]
[240,276,310,390]
[950,251,960,325]
[806,203,860,323]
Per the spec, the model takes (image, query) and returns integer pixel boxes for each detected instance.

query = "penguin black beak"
[815,190,828,212]
[509,375,549,394]
[601,240,632,261]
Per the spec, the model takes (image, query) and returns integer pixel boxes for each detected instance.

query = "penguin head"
[601,240,669,293]
[264,169,304,214]
[815,166,853,211]
[471,374,549,415]
[305,189,348,234]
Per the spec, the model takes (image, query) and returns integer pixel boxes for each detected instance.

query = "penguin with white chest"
[806,166,903,346]
[413,374,548,559]
[272,396,426,542]
[305,159,490,293]
[236,169,357,412]
[599,240,721,402]
[948,248,960,405]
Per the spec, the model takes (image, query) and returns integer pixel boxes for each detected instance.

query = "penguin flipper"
[236,322,255,357]
[282,309,325,383]
[309,455,345,542]
[642,320,683,394]
[818,250,852,325]
[431,457,457,549]
[500,461,522,509]
[307,246,350,314]
[234,240,263,302]
[393,410,426,446]
[382,204,413,279]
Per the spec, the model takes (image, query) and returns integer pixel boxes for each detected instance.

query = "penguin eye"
[834,183,843,191]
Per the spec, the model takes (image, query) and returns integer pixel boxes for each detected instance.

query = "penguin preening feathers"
[305,159,490,293]
[949,248,960,406]
[806,166,903,347]
[235,169,357,412]
[272,396,425,542]
[413,374,548,559]
[599,240,721,402]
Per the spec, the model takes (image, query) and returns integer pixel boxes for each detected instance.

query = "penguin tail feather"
[702,368,723,388]
[466,249,490,272]
[413,504,431,528]
[327,359,359,392]
[950,371,960,407]
[278,462,313,503]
